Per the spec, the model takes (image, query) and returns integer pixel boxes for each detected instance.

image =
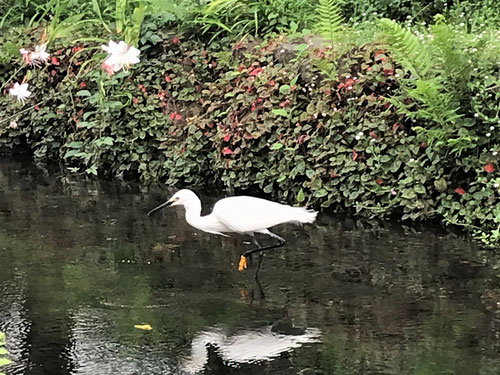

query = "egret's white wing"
[212,196,316,233]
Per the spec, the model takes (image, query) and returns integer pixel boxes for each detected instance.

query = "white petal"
[102,40,118,53]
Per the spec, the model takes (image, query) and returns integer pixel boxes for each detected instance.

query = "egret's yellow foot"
[238,255,247,271]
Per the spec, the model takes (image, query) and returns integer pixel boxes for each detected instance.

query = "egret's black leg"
[238,231,285,271]
[243,231,285,258]
[254,270,265,299]
[254,252,264,277]
[249,236,265,276]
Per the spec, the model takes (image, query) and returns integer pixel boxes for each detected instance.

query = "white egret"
[148,189,317,271]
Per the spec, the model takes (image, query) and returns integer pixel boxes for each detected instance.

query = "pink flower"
[483,163,495,173]
[20,44,50,67]
[19,48,31,64]
[101,62,114,76]
[9,120,17,129]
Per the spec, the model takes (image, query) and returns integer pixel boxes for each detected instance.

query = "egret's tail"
[289,207,318,224]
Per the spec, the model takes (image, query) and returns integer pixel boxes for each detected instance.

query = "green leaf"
[272,109,288,117]
[263,183,273,193]
[86,165,98,176]
[314,188,328,198]
[279,85,290,94]
[0,358,11,366]
[297,188,305,203]
[290,75,299,87]
[63,149,80,159]
[414,185,426,194]
[434,178,447,192]
[0,348,6,355]
[270,142,283,150]
[75,90,91,97]
[102,137,114,146]
[68,141,83,149]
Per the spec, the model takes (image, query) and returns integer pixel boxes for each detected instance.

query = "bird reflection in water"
[181,325,320,373]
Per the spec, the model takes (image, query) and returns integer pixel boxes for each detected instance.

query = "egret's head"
[148,189,199,215]
[167,189,199,207]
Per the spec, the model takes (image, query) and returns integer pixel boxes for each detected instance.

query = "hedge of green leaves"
[0,16,499,246]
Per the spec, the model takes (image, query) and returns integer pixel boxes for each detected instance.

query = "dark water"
[0,159,499,375]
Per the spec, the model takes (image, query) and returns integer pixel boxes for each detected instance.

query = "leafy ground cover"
[0,0,499,246]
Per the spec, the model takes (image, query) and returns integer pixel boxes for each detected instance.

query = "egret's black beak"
[147,200,173,216]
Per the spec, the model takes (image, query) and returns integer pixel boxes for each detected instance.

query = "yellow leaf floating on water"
[134,324,152,331]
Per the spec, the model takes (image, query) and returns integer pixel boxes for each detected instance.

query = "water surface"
[0,159,499,374]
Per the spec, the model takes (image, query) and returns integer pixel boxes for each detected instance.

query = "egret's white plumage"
[152,189,316,235]
[148,189,317,270]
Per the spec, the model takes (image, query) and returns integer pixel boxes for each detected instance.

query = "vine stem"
[2,66,25,89]
[0,92,66,126]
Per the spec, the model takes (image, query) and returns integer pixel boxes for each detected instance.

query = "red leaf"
[164,75,171,82]
[51,56,59,65]
[169,112,182,121]
[248,67,263,76]
[222,147,233,155]
[454,188,466,195]
[223,133,231,142]
[172,36,179,44]
[483,163,495,173]
[369,131,377,138]
[376,178,383,185]
[352,150,358,161]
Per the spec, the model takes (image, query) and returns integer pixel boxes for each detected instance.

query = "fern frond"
[430,20,471,93]
[379,18,431,79]
[315,0,344,43]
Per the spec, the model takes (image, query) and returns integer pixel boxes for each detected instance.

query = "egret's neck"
[183,200,203,229]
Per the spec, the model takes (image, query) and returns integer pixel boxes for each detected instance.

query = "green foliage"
[378,18,431,78]
[315,0,344,44]
[0,3,499,247]
[189,0,316,40]
[0,331,11,374]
